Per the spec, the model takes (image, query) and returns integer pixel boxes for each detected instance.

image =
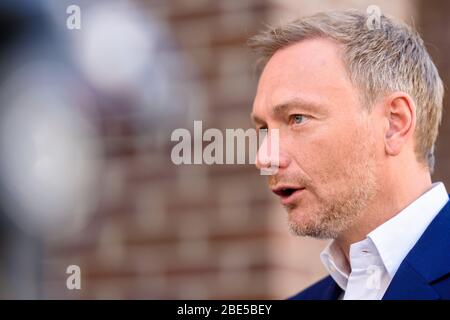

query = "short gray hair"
[249,9,444,172]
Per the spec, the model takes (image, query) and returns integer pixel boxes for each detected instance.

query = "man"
[249,9,449,299]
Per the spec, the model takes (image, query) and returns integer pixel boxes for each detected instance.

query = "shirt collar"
[368,182,449,278]
[320,182,449,288]
[320,241,349,290]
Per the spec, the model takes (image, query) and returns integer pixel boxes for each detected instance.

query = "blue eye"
[292,114,305,124]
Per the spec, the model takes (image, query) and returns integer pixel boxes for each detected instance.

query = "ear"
[384,92,416,157]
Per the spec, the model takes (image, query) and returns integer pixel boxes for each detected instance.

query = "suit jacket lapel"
[382,262,440,299]
[383,199,450,300]
[323,278,343,300]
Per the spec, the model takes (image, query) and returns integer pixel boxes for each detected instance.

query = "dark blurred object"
[0,0,50,299]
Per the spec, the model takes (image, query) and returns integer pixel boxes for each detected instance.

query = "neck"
[335,162,432,262]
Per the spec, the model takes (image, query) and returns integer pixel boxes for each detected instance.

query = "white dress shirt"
[320,182,449,300]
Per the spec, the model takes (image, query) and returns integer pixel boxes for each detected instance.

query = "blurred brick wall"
[419,0,450,186]
[41,0,327,299]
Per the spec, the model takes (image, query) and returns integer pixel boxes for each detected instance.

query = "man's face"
[252,38,381,239]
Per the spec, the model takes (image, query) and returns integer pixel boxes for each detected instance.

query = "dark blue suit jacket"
[289,198,450,300]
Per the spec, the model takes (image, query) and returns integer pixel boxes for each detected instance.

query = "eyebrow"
[273,98,325,116]
[251,97,326,126]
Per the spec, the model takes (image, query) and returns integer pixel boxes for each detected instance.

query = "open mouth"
[273,188,299,197]
[271,187,305,204]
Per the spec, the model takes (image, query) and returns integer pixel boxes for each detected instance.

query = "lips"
[271,186,305,205]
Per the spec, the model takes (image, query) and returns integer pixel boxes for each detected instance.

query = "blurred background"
[0,0,448,299]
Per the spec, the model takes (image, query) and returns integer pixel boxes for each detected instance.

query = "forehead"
[253,38,356,114]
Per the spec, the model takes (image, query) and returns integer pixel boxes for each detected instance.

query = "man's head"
[250,9,444,239]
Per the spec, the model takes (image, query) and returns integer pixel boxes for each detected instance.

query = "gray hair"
[248,9,444,172]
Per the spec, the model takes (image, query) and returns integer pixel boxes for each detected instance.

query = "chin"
[286,200,314,221]
[286,205,338,239]
[287,206,314,229]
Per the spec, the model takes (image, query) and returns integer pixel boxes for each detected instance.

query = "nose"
[255,129,289,174]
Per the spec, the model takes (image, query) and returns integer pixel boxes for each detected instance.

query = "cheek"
[293,124,373,185]
[314,142,351,182]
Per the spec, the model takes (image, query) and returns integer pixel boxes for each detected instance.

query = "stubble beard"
[287,138,379,240]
